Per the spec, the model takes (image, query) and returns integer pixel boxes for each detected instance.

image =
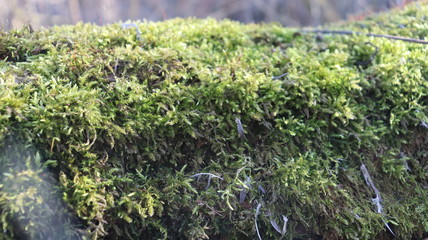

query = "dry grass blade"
[235,117,246,140]
[255,202,262,240]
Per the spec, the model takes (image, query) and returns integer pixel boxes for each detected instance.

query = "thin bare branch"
[302,29,428,44]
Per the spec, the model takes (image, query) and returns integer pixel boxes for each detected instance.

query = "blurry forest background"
[0,0,421,30]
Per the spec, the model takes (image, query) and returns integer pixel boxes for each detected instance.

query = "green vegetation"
[0,3,427,239]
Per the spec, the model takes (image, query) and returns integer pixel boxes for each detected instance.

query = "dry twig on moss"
[360,164,396,236]
[302,29,428,44]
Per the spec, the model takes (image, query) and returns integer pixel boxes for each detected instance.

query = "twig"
[189,173,223,180]
[360,164,382,213]
[121,23,142,40]
[271,73,289,80]
[267,210,288,237]
[189,173,223,190]
[360,164,396,236]
[195,199,224,216]
[355,42,379,68]
[302,29,428,44]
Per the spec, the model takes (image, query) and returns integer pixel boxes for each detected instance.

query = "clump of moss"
[0,3,427,240]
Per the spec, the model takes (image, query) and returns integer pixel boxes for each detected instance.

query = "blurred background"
[0,0,419,30]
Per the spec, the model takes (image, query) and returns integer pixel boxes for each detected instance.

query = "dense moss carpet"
[0,3,427,239]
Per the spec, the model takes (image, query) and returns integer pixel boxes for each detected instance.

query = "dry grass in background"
[0,0,420,30]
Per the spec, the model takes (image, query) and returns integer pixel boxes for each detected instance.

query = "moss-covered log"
[0,3,427,240]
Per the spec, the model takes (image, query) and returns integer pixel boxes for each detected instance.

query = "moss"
[0,3,427,240]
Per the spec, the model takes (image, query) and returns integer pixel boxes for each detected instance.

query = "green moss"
[1,3,427,239]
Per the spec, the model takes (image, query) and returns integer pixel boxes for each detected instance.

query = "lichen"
[0,3,427,240]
